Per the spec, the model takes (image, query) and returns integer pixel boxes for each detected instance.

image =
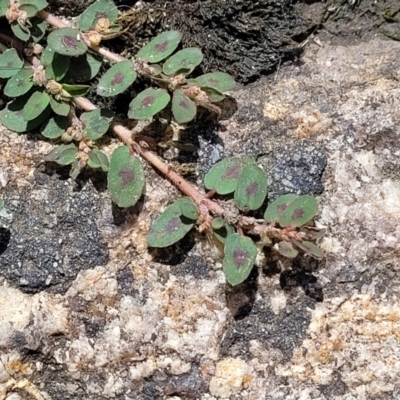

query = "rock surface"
[1,33,400,400]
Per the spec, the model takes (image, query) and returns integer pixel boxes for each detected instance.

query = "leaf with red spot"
[128,88,170,119]
[0,49,24,79]
[147,197,197,248]
[172,89,196,124]
[204,157,253,195]
[136,31,182,63]
[189,72,236,93]
[234,163,268,211]
[78,0,118,31]
[97,60,137,97]
[107,145,145,208]
[264,193,300,223]
[278,195,318,227]
[163,47,203,76]
[223,233,257,286]
[81,108,114,140]
[48,28,88,56]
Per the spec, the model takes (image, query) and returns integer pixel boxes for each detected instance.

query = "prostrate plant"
[147,156,324,286]
[1,0,236,195]
[0,0,324,287]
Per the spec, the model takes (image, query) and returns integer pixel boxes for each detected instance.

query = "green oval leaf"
[41,47,55,66]
[107,145,145,208]
[45,53,70,80]
[81,108,114,140]
[234,163,268,211]
[49,96,70,116]
[276,241,298,258]
[176,197,198,220]
[172,89,196,124]
[0,49,24,79]
[97,60,137,97]
[128,88,170,120]
[136,31,182,63]
[192,72,236,93]
[147,201,195,248]
[23,91,50,121]
[163,47,203,76]
[48,28,88,56]
[278,195,318,228]
[45,143,77,165]
[264,194,300,223]
[87,148,109,172]
[61,83,90,97]
[223,233,257,286]
[41,116,70,139]
[11,22,31,41]
[202,87,225,103]
[78,0,118,31]
[0,96,51,132]
[4,67,33,97]
[204,157,250,195]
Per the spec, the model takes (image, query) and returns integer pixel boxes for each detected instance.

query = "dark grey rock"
[268,140,327,200]
[0,169,109,294]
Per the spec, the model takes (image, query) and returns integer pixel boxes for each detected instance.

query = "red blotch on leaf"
[61,35,78,49]
[111,72,124,86]
[278,204,288,213]
[142,96,154,107]
[179,100,189,109]
[292,208,304,219]
[166,217,180,233]
[233,248,248,269]
[223,164,240,180]
[154,41,168,52]
[246,182,258,197]
[118,166,134,188]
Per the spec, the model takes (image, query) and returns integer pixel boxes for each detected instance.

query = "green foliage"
[0,0,325,289]
[171,89,196,124]
[97,60,137,97]
[48,28,88,56]
[107,146,145,208]
[128,88,170,120]
[234,163,268,211]
[0,49,24,79]
[147,197,197,248]
[80,108,114,140]
[204,157,247,195]
[136,31,182,63]
[78,0,118,31]
[222,234,258,286]
[44,143,78,165]
[148,155,323,286]
[163,47,203,76]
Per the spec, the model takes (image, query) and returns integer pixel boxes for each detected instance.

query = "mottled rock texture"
[2,24,400,400]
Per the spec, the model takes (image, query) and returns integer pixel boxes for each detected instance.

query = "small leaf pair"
[204,157,268,211]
